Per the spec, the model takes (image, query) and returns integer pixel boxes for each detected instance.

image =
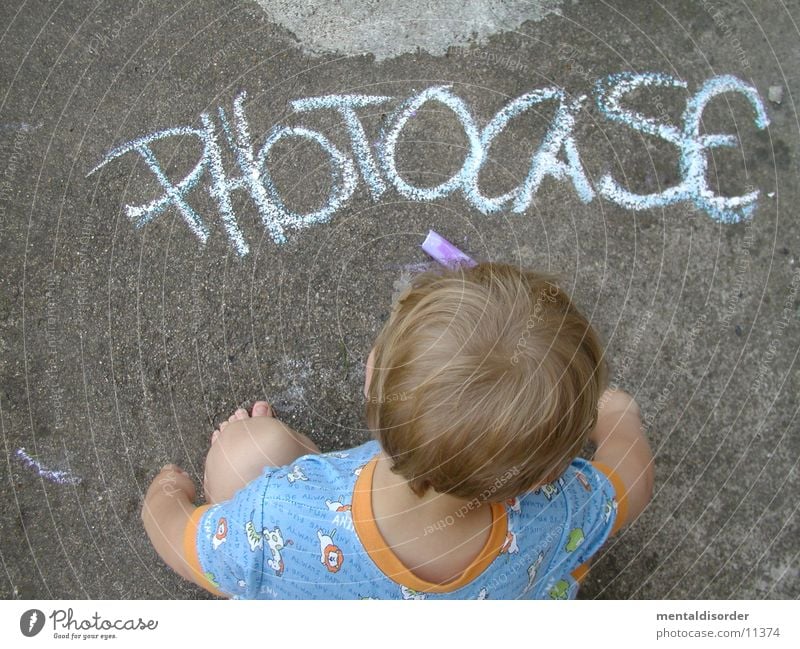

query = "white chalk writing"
[88,73,770,255]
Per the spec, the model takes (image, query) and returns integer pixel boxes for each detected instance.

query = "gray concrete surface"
[1,0,798,599]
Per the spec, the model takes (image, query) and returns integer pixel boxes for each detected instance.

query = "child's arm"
[141,465,223,596]
[589,389,655,530]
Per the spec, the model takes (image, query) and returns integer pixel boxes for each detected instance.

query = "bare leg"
[203,401,320,504]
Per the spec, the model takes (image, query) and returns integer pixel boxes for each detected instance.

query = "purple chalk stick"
[421,230,477,268]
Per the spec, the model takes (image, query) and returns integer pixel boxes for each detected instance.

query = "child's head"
[364,261,608,502]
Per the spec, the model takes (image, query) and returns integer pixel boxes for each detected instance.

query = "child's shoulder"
[512,456,620,530]
[259,438,380,499]
[563,456,618,496]
[316,438,382,467]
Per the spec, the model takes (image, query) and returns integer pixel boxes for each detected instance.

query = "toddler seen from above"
[142,261,654,599]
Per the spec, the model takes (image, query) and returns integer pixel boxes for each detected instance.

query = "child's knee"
[203,417,316,502]
[206,416,285,470]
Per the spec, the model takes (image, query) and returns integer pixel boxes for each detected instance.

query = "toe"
[230,408,249,422]
[211,429,219,444]
[252,401,273,417]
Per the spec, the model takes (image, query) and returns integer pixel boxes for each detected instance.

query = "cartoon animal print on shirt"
[534,477,565,501]
[522,552,545,595]
[277,465,308,484]
[265,527,292,576]
[245,519,263,551]
[500,518,520,555]
[212,517,228,550]
[604,498,618,524]
[565,528,585,553]
[325,496,351,512]
[549,579,570,599]
[401,585,426,599]
[317,529,344,573]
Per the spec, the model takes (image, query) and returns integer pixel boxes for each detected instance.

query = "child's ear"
[364,347,376,399]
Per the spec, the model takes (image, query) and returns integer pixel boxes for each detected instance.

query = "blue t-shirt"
[184,440,624,599]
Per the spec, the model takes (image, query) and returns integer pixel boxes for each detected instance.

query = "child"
[142,262,654,599]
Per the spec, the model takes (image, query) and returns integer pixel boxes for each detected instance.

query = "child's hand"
[144,464,196,505]
[589,390,653,531]
[141,465,202,588]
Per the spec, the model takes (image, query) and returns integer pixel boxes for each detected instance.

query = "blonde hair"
[365,262,608,502]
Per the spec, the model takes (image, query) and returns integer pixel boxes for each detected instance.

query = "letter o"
[257,126,357,230]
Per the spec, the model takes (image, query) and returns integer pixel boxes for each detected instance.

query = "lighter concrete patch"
[252,0,567,60]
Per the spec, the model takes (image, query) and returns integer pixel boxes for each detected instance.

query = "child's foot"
[211,401,274,444]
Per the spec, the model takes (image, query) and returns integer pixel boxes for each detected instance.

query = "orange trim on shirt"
[351,454,508,594]
[183,504,226,597]
[590,461,629,536]
[570,561,591,583]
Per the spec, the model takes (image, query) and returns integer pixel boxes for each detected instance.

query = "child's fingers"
[162,465,196,494]
[161,464,190,478]
[144,464,196,503]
